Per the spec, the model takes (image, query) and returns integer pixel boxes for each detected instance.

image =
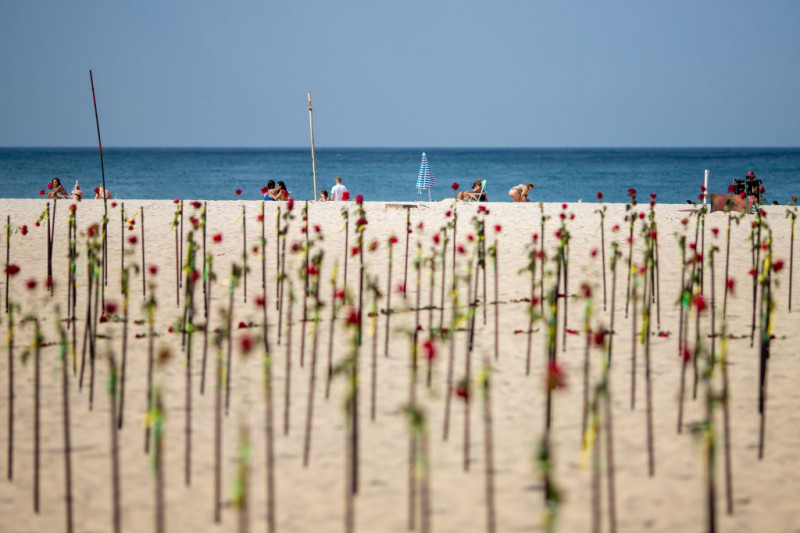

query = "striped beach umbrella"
[416,152,436,201]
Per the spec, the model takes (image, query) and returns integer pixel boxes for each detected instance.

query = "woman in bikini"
[457,179,487,201]
[46,177,69,199]
[508,183,534,202]
[269,181,289,201]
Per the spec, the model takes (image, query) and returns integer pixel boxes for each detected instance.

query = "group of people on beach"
[45,177,112,201]
[44,174,535,203]
[310,176,533,203]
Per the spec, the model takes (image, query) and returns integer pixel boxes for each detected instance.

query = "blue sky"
[1,1,798,147]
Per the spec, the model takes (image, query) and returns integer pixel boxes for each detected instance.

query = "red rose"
[389,236,398,245]
[5,264,20,276]
[48,182,54,190]
[494,224,502,233]
[94,188,100,194]
[20,225,28,235]
[111,202,118,208]
[342,192,351,201]
[255,295,266,307]
[235,189,242,196]
[173,199,180,204]
[148,265,158,275]
[356,194,363,205]
[261,186,268,194]
[238,321,247,329]
[105,301,119,315]
[25,279,37,290]
[422,340,436,361]
[39,190,45,196]
[191,201,202,209]
[345,307,360,326]
[128,235,138,245]
[547,361,566,391]
[451,182,459,191]
[239,335,253,354]
[596,191,603,200]
[773,259,785,273]
[212,233,222,243]
[725,278,735,295]
[693,294,706,313]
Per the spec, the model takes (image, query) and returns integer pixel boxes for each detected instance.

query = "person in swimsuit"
[270,181,289,201]
[69,180,83,201]
[46,177,68,199]
[318,189,330,201]
[457,179,487,201]
[94,185,113,199]
[263,180,276,201]
[509,183,534,202]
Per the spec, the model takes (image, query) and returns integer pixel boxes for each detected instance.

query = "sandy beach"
[0,196,798,533]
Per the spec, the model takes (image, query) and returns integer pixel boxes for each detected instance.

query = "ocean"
[1,147,798,205]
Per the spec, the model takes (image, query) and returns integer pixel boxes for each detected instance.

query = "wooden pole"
[308,92,318,201]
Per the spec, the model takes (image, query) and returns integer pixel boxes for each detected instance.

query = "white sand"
[0,197,798,532]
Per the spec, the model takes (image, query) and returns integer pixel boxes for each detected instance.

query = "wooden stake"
[308,92,318,200]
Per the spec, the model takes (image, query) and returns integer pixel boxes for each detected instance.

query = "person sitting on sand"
[457,179,487,201]
[69,180,83,201]
[263,180,276,201]
[94,185,113,199]
[508,183,534,202]
[269,181,289,201]
[319,189,330,201]
[46,177,68,199]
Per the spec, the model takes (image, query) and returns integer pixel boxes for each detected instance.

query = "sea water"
[1,147,798,204]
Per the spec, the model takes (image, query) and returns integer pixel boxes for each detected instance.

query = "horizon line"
[2,145,799,150]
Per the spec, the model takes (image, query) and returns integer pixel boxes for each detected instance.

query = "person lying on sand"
[508,183,534,202]
[46,177,69,199]
[457,179,487,201]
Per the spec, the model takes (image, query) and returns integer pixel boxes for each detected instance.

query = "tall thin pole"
[89,70,108,299]
[308,92,318,201]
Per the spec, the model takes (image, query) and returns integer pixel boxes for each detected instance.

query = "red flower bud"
[547,361,566,391]
[212,233,222,243]
[422,339,437,361]
[239,335,253,353]
[596,191,603,200]
[25,278,37,290]
[235,189,242,196]
[356,194,364,205]
[451,182,459,191]
[148,265,158,275]
[5,264,20,276]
